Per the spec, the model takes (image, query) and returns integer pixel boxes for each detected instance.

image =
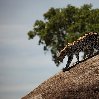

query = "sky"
[0,0,99,99]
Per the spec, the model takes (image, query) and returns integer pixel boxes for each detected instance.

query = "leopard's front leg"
[63,54,73,72]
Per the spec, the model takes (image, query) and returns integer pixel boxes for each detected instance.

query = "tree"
[28,4,99,66]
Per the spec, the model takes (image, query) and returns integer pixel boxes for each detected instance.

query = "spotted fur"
[57,32,99,71]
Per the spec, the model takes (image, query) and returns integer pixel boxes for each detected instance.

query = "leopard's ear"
[56,51,60,57]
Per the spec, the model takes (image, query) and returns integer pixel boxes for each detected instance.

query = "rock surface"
[22,55,99,99]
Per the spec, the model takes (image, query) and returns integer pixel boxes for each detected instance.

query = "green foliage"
[28,4,99,66]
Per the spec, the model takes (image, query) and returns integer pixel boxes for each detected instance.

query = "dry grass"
[22,55,99,99]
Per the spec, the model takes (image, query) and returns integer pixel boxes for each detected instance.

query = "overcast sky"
[0,0,99,99]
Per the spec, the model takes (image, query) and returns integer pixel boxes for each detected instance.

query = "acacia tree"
[28,4,99,66]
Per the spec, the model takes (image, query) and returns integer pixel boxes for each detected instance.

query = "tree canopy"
[28,4,99,66]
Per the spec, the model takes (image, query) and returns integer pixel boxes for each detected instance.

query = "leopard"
[57,32,99,72]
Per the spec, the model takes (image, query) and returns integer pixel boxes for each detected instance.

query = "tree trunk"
[22,55,99,99]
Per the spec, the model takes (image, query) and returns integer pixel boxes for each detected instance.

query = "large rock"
[22,55,99,99]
